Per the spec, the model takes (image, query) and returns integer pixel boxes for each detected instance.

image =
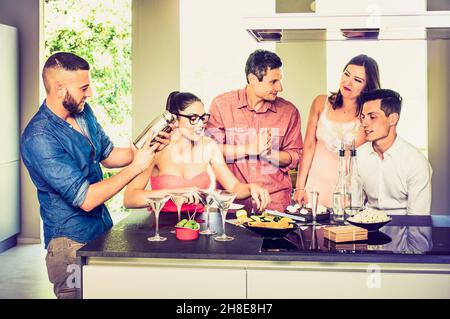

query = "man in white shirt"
[357,89,432,215]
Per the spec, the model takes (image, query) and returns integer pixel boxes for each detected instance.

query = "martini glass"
[170,191,188,233]
[197,189,217,235]
[146,195,171,242]
[212,190,237,242]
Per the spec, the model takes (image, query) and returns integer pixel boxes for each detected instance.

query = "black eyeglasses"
[174,113,210,125]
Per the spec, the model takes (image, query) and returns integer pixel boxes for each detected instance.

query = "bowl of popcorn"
[346,209,392,232]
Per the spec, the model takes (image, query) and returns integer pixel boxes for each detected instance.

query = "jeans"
[45,237,84,299]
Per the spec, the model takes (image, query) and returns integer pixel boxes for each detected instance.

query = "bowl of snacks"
[235,209,252,224]
[346,209,392,232]
[243,213,297,238]
[175,219,200,240]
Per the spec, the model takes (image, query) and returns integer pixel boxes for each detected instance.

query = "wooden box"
[323,225,368,243]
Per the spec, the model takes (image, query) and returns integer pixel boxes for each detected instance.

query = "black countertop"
[77,210,450,264]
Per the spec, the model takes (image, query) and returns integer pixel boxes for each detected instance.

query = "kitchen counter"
[77,210,450,298]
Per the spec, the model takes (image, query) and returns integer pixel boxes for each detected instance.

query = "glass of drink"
[146,195,171,242]
[197,188,217,235]
[212,190,237,242]
[170,191,188,233]
[309,188,320,227]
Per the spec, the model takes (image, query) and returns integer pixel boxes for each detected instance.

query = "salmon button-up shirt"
[206,88,303,211]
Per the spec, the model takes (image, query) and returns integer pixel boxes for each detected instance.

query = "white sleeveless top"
[316,98,360,153]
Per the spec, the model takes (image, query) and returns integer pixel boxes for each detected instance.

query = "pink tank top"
[306,99,360,207]
[150,172,211,212]
[316,102,360,152]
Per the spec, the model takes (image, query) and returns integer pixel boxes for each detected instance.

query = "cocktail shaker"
[133,111,176,148]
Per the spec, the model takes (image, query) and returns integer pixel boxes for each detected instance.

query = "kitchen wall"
[0,0,43,243]
[276,0,315,13]
[428,40,450,215]
[427,0,450,216]
[178,0,275,108]
[315,0,426,13]
[131,0,180,138]
[276,42,327,137]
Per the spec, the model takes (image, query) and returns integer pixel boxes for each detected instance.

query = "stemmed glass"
[308,187,321,227]
[309,224,319,250]
[146,195,171,242]
[170,191,188,233]
[197,189,217,235]
[212,190,237,242]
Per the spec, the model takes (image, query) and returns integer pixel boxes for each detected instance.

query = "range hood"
[244,11,450,42]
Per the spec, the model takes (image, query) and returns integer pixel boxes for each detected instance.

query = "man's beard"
[62,91,85,115]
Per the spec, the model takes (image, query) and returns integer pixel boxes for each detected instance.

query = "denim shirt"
[21,101,114,248]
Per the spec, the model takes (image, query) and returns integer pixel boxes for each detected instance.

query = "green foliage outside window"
[44,0,132,214]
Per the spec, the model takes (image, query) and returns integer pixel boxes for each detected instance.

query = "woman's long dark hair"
[166,91,201,113]
[328,54,381,116]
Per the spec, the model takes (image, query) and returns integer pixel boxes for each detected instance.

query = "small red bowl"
[175,225,199,240]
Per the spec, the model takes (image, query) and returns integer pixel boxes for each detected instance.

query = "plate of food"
[242,213,298,238]
[285,203,331,222]
[346,209,392,232]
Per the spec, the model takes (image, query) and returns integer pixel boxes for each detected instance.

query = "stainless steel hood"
[244,11,450,41]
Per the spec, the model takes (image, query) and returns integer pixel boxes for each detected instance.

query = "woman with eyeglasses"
[124,91,271,212]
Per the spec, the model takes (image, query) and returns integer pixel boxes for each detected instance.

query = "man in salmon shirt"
[206,49,303,212]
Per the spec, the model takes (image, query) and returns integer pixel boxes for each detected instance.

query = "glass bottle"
[332,145,346,223]
[345,144,364,216]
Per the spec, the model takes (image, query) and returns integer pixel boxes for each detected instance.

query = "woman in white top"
[294,54,380,207]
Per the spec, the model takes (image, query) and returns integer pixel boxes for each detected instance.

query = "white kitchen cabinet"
[247,266,450,299]
[0,24,18,164]
[81,258,450,299]
[0,161,20,243]
[0,23,19,250]
[83,262,247,299]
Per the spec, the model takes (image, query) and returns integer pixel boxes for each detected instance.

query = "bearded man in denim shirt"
[21,52,170,299]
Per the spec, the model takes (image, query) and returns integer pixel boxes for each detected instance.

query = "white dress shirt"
[357,136,432,215]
